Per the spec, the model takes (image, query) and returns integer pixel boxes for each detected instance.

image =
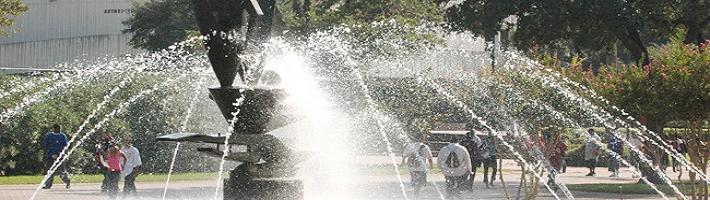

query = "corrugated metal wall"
[0,33,143,69]
[0,0,142,70]
[1,0,136,44]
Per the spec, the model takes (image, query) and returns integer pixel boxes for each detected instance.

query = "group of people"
[582,128,690,178]
[400,128,674,198]
[401,133,498,199]
[583,128,633,178]
[42,124,142,199]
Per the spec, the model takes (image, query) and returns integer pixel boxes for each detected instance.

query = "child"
[105,146,127,199]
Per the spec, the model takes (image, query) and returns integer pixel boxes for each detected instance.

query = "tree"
[638,0,710,45]
[123,0,198,51]
[560,33,710,184]
[0,0,28,37]
[442,0,667,66]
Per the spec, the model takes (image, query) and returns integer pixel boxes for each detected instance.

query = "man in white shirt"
[401,136,434,193]
[120,137,142,195]
[437,140,472,199]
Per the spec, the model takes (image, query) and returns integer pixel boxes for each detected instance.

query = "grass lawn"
[567,182,709,194]
[0,172,218,185]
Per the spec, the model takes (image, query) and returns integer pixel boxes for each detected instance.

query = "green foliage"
[123,0,198,51]
[367,77,467,137]
[0,0,27,37]
[568,182,709,195]
[0,172,217,185]
[442,0,710,64]
[308,0,444,55]
[0,73,222,175]
[307,0,442,27]
[560,33,710,126]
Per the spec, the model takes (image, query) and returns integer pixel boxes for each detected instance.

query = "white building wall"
[0,34,142,69]
[1,0,136,44]
[0,0,142,71]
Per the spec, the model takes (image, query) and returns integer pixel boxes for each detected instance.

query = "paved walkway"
[2,157,687,200]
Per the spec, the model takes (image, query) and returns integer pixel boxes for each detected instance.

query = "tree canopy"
[124,0,443,51]
[122,0,198,51]
[442,0,710,65]
[0,0,28,37]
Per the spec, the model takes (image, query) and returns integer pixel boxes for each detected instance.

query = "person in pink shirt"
[105,146,127,199]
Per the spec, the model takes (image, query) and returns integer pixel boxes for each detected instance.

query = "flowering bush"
[560,35,710,127]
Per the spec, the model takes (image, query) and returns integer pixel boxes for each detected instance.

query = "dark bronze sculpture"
[158,0,302,199]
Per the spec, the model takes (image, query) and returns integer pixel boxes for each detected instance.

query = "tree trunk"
[638,120,667,184]
[614,28,650,66]
[684,25,703,45]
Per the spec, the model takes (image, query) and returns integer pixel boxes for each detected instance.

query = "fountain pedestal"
[157,0,304,198]
[158,86,303,200]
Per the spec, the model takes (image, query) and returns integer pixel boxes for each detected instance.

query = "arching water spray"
[392,65,564,200]
[503,51,710,184]
[213,94,245,200]
[0,75,56,100]
[38,74,135,195]
[29,72,194,200]
[162,74,208,200]
[504,60,688,200]
[539,67,710,184]
[348,64,410,200]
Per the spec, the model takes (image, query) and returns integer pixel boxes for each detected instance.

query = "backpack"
[408,145,425,169]
[446,148,460,168]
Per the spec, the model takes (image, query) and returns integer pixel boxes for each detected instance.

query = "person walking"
[121,137,142,196]
[95,132,116,193]
[607,130,623,177]
[584,129,600,176]
[105,146,127,199]
[459,132,482,190]
[481,136,498,188]
[42,124,71,189]
[437,140,472,199]
[546,132,567,190]
[401,135,433,194]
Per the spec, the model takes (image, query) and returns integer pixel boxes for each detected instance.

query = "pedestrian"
[401,135,433,194]
[547,132,567,189]
[95,132,116,193]
[550,133,567,173]
[606,130,622,177]
[481,135,497,188]
[437,139,472,199]
[627,132,644,178]
[459,131,482,190]
[105,146,127,199]
[42,124,71,189]
[584,129,600,176]
[675,136,687,172]
[121,136,142,196]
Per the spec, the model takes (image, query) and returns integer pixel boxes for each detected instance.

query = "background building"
[0,0,142,73]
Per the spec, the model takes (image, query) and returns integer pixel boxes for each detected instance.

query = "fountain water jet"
[348,63,410,200]
[30,72,196,200]
[156,1,307,199]
[537,67,710,184]
[390,65,565,200]
[162,75,208,200]
[498,56,688,199]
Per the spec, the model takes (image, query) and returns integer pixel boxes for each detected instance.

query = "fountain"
[155,0,304,199]
[4,2,707,199]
